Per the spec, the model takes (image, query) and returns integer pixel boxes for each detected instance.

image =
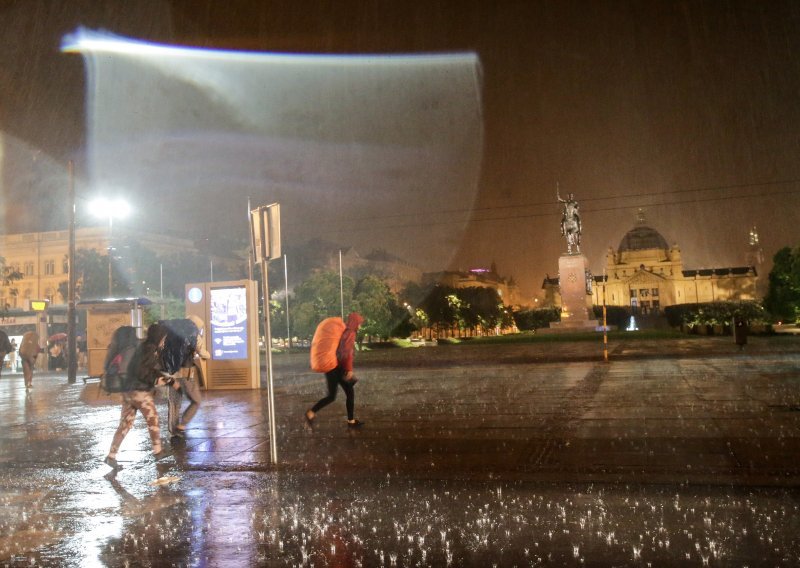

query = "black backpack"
[0,330,11,354]
[101,345,136,394]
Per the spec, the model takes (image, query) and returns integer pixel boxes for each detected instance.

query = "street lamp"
[89,197,130,297]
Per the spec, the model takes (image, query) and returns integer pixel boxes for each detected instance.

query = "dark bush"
[663,301,767,328]
[591,305,631,329]
[513,307,561,331]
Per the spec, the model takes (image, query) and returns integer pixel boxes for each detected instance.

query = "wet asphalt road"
[1,335,800,566]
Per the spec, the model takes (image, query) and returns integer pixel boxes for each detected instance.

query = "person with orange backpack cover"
[306,312,364,428]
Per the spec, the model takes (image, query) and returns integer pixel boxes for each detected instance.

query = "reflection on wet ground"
[1,336,799,565]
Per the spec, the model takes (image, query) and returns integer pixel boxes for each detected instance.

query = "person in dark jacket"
[0,330,12,378]
[104,323,169,469]
[166,315,210,439]
[306,312,365,427]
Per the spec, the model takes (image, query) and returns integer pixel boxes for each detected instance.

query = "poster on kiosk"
[185,280,261,389]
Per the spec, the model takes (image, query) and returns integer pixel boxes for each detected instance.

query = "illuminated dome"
[617,225,669,252]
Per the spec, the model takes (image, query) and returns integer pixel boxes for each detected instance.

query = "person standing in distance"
[306,312,365,428]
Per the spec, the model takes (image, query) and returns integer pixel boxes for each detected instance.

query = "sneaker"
[347,420,364,428]
[104,456,122,470]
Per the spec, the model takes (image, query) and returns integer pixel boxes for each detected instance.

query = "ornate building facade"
[0,227,197,308]
[591,220,758,313]
[543,216,759,314]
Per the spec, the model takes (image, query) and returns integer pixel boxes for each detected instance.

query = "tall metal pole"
[247,197,254,281]
[602,269,608,363]
[283,254,291,349]
[107,216,113,297]
[159,263,165,319]
[261,260,278,464]
[67,161,77,383]
[339,249,344,319]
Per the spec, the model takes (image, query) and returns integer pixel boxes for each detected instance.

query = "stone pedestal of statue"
[549,253,599,330]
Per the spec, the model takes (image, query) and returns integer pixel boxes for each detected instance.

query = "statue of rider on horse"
[557,185,581,254]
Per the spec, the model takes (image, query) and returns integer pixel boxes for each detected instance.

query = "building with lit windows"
[543,216,759,314]
[0,227,197,308]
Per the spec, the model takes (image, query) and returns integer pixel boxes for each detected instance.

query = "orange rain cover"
[310,317,346,372]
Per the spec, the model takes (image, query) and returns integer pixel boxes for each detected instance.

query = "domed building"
[590,215,758,314]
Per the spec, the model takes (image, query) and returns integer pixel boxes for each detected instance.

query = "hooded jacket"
[187,315,211,360]
[19,331,41,360]
[336,312,363,373]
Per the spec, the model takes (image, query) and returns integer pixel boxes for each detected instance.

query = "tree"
[1,256,22,312]
[459,286,504,330]
[71,248,112,300]
[290,271,355,339]
[352,275,396,340]
[763,246,800,323]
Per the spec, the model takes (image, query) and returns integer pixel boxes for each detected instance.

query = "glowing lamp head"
[89,197,130,220]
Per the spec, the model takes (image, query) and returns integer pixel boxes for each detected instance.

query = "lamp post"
[89,198,130,297]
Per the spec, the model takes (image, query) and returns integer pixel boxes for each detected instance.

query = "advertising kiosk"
[185,279,261,390]
[78,297,150,378]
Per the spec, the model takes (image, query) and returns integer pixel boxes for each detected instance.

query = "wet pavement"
[2,335,800,566]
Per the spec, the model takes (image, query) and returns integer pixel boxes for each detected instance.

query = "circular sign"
[187,287,203,303]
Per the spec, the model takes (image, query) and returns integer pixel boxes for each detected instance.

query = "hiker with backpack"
[162,316,209,440]
[101,326,138,394]
[305,312,365,428]
[104,323,171,469]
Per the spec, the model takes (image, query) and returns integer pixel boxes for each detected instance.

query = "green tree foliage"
[0,256,22,311]
[352,275,396,340]
[71,248,112,300]
[458,286,504,329]
[417,286,459,330]
[290,271,355,339]
[764,246,800,323]
[663,301,768,328]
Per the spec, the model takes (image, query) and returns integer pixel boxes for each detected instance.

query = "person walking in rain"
[9,338,18,373]
[166,315,210,439]
[0,330,12,378]
[306,312,365,428]
[19,330,41,390]
[104,323,170,469]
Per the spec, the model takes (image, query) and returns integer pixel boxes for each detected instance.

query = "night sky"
[2,0,799,301]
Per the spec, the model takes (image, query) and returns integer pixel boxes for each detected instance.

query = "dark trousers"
[311,366,355,420]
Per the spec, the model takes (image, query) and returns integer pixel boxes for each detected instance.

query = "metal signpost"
[250,203,281,465]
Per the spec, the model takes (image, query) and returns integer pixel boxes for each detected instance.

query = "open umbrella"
[48,332,68,342]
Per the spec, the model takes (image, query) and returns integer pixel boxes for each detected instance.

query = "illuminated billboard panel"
[209,286,248,360]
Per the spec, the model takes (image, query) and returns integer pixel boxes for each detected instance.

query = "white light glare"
[89,197,130,220]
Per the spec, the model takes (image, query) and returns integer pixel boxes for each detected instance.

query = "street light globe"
[89,197,130,219]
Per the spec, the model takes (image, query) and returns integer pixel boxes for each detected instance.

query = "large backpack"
[310,317,346,373]
[101,345,137,393]
[0,330,11,354]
